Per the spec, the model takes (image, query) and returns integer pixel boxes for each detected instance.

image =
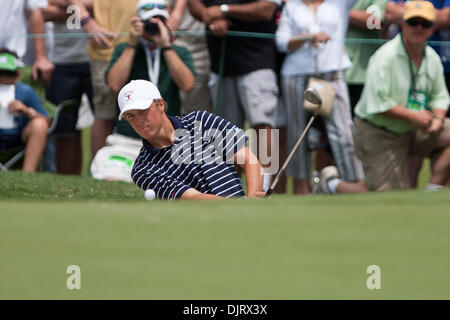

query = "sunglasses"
[406,18,434,28]
[138,3,167,13]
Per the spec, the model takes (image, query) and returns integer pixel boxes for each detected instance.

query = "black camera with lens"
[144,16,166,35]
[144,20,159,35]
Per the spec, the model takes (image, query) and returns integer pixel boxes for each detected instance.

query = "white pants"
[90,133,142,183]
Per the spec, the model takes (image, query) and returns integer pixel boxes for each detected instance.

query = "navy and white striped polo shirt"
[131,111,247,200]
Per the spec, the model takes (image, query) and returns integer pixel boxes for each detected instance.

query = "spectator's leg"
[273,126,287,194]
[314,132,334,171]
[91,119,114,158]
[209,73,244,180]
[42,136,56,173]
[335,180,368,193]
[429,145,450,186]
[238,69,281,192]
[429,126,450,186]
[272,98,287,194]
[55,132,82,175]
[408,154,423,188]
[444,73,450,188]
[280,74,311,194]
[324,76,365,185]
[412,119,450,187]
[47,64,88,175]
[21,117,48,172]
[253,125,272,167]
[347,84,364,117]
[293,179,310,194]
[90,59,116,158]
[354,117,411,191]
[445,73,450,119]
[430,147,450,185]
[209,73,244,128]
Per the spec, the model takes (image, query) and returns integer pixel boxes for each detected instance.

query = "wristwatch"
[220,4,229,15]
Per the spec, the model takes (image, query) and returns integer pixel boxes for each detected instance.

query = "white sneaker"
[319,166,339,194]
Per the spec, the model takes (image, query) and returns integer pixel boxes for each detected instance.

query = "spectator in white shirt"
[275,0,366,195]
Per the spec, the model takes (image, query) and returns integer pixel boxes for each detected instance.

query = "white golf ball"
[144,189,156,201]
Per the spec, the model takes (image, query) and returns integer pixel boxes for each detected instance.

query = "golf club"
[265,88,322,197]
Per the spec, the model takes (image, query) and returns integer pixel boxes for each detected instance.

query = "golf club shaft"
[266,112,318,197]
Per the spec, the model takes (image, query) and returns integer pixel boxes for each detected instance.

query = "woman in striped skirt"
[275,0,365,194]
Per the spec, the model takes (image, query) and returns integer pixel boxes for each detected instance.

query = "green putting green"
[0,172,449,299]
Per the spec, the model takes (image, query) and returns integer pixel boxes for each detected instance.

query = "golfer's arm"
[107,48,136,93]
[181,188,224,200]
[234,147,263,197]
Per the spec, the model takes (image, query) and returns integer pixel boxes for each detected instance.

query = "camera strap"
[143,45,161,85]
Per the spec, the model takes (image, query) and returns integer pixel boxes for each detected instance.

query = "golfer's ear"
[160,99,167,112]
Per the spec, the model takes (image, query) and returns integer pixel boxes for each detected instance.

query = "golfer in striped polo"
[118,80,265,200]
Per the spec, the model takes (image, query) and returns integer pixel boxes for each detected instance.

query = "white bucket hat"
[137,0,170,20]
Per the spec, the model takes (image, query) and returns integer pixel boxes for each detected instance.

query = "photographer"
[91,0,195,182]
[106,0,195,99]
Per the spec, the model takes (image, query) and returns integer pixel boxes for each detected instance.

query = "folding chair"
[0,99,78,172]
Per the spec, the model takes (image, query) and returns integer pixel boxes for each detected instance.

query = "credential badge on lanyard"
[405,43,429,111]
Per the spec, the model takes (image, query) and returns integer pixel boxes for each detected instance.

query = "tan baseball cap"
[403,1,436,22]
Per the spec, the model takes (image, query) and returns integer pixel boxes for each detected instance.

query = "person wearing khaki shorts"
[355,118,450,191]
[354,1,450,192]
[90,60,117,121]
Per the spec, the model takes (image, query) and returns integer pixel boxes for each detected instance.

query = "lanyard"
[142,44,161,85]
[407,53,429,95]
[402,35,427,92]
[408,58,420,92]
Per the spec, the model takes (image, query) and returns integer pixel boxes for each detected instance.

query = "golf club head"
[304,88,323,106]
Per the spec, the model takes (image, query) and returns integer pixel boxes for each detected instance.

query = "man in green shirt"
[345,0,388,113]
[354,1,450,191]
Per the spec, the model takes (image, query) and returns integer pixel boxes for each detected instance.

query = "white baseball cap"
[118,80,162,120]
[137,0,169,21]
